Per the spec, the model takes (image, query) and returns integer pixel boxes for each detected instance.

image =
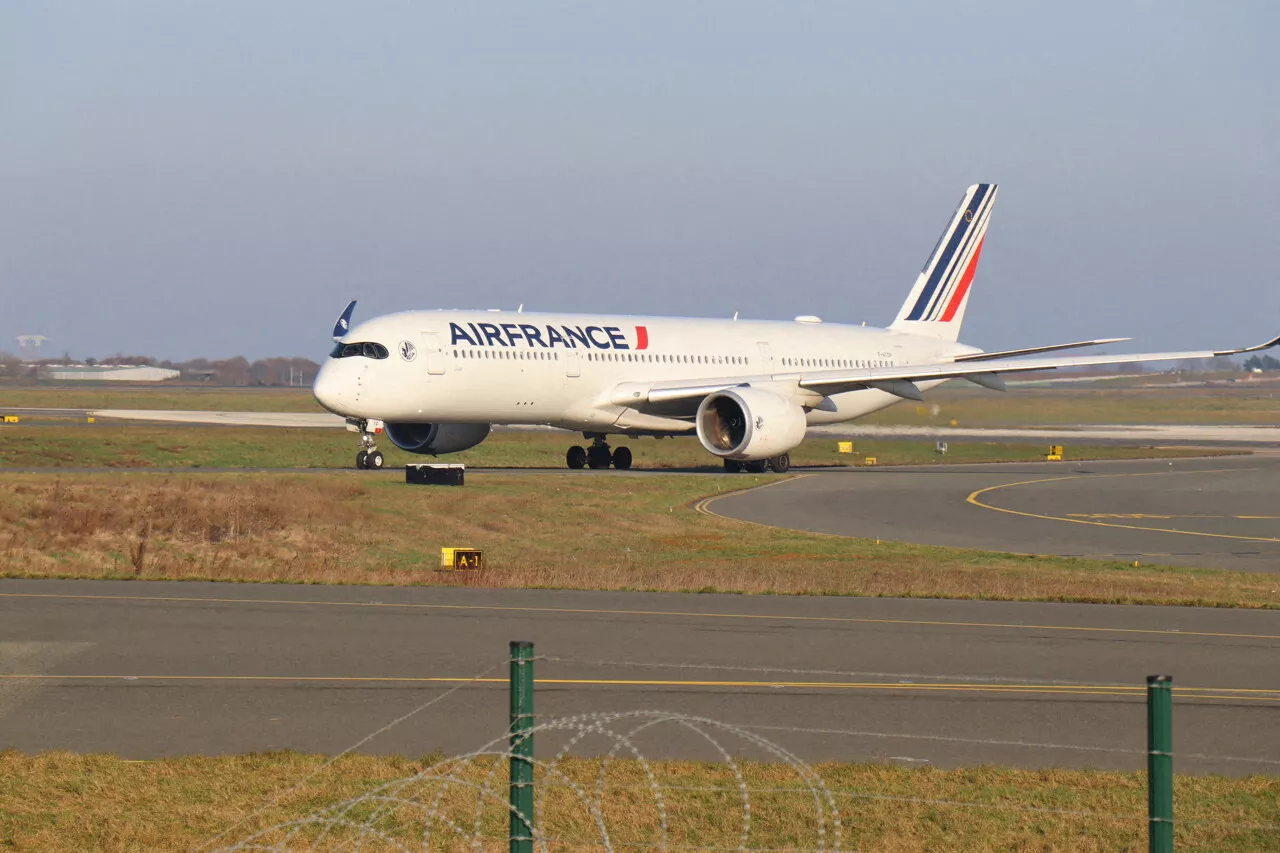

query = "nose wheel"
[356,449,384,469]
[349,418,385,470]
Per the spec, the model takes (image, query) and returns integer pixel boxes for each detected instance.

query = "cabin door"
[756,342,775,376]
[422,332,446,375]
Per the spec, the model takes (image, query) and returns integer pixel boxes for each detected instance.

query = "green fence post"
[510,641,535,853]
[1147,674,1174,853]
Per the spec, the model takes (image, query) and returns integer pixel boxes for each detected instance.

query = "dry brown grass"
[1,751,1275,852]
[2,472,1278,607]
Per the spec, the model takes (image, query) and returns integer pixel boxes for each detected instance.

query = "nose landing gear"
[565,435,633,470]
[347,418,386,470]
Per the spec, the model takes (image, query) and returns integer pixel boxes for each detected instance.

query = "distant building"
[40,365,180,382]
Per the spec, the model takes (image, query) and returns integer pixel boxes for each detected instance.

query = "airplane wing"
[953,337,1130,362]
[610,333,1280,411]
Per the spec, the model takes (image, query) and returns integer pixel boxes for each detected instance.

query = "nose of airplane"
[312,362,347,414]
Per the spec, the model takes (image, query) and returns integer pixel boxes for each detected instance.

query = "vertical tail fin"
[890,183,997,341]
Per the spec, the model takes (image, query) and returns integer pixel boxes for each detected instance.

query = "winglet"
[1213,333,1280,357]
[332,300,357,341]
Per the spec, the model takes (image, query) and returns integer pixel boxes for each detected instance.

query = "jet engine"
[385,422,491,455]
[695,387,806,461]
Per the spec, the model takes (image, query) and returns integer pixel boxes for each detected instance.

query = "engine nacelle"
[695,387,806,461]
[385,422,491,455]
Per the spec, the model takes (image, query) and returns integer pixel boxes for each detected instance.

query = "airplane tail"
[890,183,997,342]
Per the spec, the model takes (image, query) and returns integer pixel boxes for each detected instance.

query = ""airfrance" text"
[449,322,648,350]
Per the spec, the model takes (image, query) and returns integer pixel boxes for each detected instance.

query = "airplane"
[312,183,1279,472]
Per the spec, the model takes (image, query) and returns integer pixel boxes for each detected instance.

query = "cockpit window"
[330,341,389,360]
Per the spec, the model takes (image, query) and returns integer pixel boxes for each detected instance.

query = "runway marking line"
[967,467,1280,545]
[692,474,814,522]
[1066,514,1280,521]
[3,591,1279,641]
[0,673,1275,702]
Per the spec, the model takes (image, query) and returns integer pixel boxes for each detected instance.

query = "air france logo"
[449,322,649,351]
[399,340,417,362]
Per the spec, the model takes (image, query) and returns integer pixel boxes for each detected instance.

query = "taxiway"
[1,580,1276,775]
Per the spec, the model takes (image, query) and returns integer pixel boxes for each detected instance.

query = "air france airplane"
[312,184,1278,471]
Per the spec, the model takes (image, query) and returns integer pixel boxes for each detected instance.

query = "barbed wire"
[210,710,845,853]
[1176,817,1280,832]
[733,722,1280,767]
[201,649,1279,851]
[193,658,506,853]
[504,780,1280,832]
[208,706,1280,852]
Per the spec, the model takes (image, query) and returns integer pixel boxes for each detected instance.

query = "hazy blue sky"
[2,2,1277,361]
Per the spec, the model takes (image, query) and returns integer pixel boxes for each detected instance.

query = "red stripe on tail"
[939,238,985,322]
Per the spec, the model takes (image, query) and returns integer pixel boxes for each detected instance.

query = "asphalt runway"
[1,580,1277,776]
[708,454,1280,572]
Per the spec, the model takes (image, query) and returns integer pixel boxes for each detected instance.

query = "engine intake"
[385,422,491,455]
[695,387,806,461]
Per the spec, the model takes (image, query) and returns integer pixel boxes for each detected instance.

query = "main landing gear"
[348,418,385,470]
[723,453,790,474]
[566,435,632,470]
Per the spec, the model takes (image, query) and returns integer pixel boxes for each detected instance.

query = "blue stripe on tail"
[921,190,995,321]
[905,184,991,321]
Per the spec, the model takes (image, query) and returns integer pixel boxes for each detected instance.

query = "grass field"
[0,384,324,413]
[3,472,1277,608]
[2,751,1275,852]
[863,381,1280,426]
[6,377,1280,423]
[0,424,1233,470]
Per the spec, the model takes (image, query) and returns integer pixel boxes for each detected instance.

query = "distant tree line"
[0,351,320,386]
[1243,354,1280,372]
[161,356,321,386]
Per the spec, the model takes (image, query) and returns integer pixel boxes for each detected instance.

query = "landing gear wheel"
[723,459,743,473]
[744,460,769,474]
[612,446,633,470]
[566,446,587,469]
[768,453,791,473]
[365,451,385,470]
[356,450,368,469]
[587,445,612,469]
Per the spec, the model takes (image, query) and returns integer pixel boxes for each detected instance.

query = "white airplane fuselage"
[309,183,1279,469]
[312,309,974,433]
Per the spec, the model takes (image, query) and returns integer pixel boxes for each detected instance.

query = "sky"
[2,2,1277,362]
